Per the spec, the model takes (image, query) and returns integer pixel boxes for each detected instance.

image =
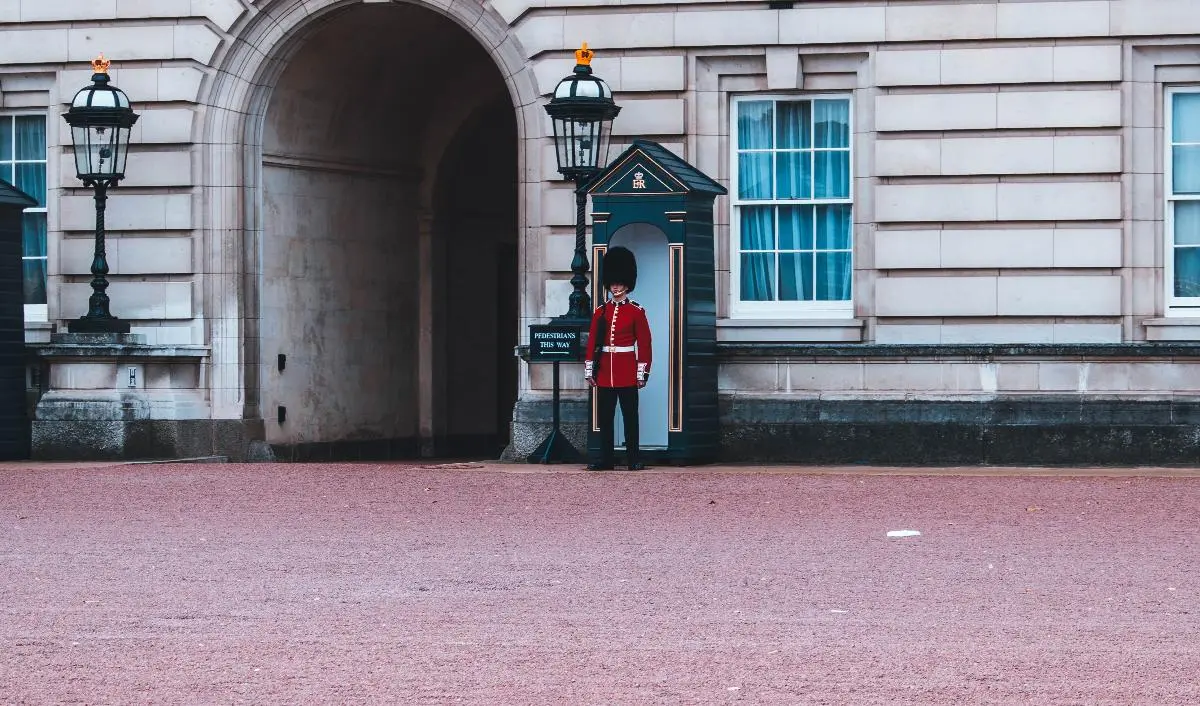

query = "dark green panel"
[0,190,31,460]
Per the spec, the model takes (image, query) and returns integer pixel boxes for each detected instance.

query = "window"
[731,95,853,318]
[1168,89,1200,313]
[0,114,48,321]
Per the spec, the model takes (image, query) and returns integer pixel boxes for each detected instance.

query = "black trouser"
[595,386,640,466]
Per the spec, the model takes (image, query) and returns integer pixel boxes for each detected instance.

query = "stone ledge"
[717,342,1200,360]
[28,342,210,359]
[1144,318,1200,342]
[721,395,1200,426]
[717,318,865,343]
[519,342,1200,361]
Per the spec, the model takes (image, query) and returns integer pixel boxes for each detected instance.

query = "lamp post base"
[525,359,584,465]
[67,317,131,334]
[526,427,583,464]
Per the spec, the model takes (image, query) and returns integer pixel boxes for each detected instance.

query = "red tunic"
[584,298,652,388]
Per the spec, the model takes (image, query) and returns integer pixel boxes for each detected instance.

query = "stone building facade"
[5,0,1200,462]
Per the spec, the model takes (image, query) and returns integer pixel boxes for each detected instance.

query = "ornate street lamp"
[544,43,621,325]
[62,54,139,334]
[526,44,620,465]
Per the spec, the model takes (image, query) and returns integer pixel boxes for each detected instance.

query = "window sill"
[1144,318,1200,341]
[717,318,864,343]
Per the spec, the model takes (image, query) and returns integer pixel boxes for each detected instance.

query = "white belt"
[602,345,636,353]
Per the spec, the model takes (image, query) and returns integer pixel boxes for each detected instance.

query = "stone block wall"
[515,0,1200,422]
[6,0,1200,460]
[1,2,223,348]
[516,2,1200,371]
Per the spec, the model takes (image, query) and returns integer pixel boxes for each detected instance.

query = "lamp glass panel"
[566,117,581,171]
[71,125,90,177]
[596,119,614,169]
[576,118,588,170]
[552,117,566,174]
[79,124,120,177]
[115,125,132,176]
[573,119,599,171]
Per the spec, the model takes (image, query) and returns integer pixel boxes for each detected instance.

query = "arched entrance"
[222,1,523,459]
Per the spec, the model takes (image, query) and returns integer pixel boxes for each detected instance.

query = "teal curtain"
[15,116,45,161]
[737,101,772,200]
[814,100,850,148]
[776,152,809,200]
[816,205,852,300]
[740,206,774,301]
[775,205,851,301]
[737,99,853,304]
[1173,150,1200,195]
[0,116,47,205]
[1173,93,1200,142]
[738,101,775,300]
[1173,94,1200,297]
[2,116,50,305]
[0,118,10,161]
[22,213,47,305]
[15,114,47,207]
[778,206,813,301]
[1176,201,1200,298]
[814,100,851,200]
[16,161,46,206]
[775,101,810,199]
[776,101,810,149]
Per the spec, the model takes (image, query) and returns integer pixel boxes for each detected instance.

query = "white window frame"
[1,112,49,323]
[1165,87,1200,316]
[729,93,854,320]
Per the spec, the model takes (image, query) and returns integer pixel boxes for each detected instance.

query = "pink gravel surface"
[2,462,1199,705]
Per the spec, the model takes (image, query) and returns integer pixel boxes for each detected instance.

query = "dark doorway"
[433,94,519,458]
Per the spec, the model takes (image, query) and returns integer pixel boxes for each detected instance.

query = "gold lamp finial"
[575,42,593,67]
[92,54,111,75]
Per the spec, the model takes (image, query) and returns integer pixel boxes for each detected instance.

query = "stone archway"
[196,0,538,458]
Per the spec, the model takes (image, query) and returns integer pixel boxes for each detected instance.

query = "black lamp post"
[62,54,139,334]
[544,43,621,326]
[526,44,620,465]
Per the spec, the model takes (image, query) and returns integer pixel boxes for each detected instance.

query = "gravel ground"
[1,462,1198,705]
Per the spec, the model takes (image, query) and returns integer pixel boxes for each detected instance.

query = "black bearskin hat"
[602,246,638,292]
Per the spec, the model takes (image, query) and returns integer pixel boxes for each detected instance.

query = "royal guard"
[585,246,652,470]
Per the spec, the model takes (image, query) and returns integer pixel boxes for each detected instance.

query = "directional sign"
[528,324,583,362]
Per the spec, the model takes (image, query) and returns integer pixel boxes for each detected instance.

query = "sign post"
[526,324,585,463]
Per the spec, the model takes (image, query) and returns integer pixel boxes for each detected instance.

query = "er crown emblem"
[632,171,646,189]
